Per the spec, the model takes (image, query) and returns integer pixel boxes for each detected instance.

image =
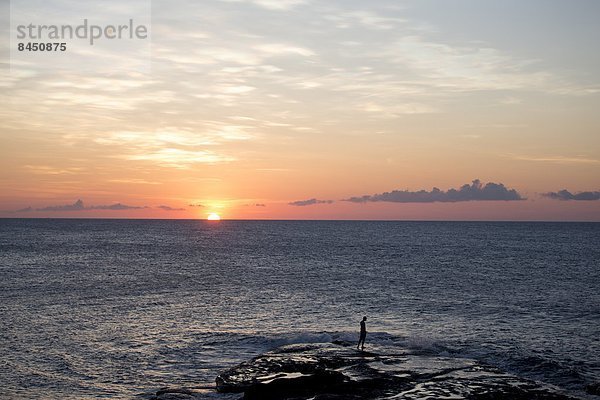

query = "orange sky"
[1,1,599,220]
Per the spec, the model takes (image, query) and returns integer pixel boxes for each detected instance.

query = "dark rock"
[149,385,221,400]
[216,342,579,400]
[150,387,197,400]
[586,382,600,395]
[244,369,344,400]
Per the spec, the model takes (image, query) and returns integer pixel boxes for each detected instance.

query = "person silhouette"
[357,316,367,350]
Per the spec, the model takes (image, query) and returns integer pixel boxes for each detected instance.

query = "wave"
[473,350,591,394]
[233,330,403,351]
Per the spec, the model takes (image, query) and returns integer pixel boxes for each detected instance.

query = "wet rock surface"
[148,386,230,400]
[215,341,579,400]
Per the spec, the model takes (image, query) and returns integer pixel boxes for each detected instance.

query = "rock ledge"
[215,341,578,399]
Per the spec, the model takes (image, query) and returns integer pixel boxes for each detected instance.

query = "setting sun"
[207,213,221,221]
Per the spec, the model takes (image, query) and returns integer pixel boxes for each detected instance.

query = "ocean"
[0,219,598,399]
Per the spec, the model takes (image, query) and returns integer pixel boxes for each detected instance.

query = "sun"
[207,213,221,221]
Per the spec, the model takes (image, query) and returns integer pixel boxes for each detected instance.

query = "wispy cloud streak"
[289,198,334,206]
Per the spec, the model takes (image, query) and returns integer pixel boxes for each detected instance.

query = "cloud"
[108,179,162,185]
[125,148,235,169]
[37,199,86,211]
[219,0,308,11]
[361,101,438,116]
[324,10,405,30]
[189,203,205,207]
[542,190,600,201]
[12,200,147,212]
[90,203,146,210]
[508,154,599,164]
[345,180,524,203]
[255,43,315,57]
[23,165,84,175]
[157,205,186,211]
[94,125,249,169]
[289,198,334,206]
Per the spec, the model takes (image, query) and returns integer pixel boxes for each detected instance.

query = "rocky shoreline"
[151,340,584,399]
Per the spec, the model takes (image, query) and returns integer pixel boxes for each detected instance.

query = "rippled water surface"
[0,219,599,398]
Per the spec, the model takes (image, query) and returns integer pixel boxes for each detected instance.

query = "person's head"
[362,316,367,321]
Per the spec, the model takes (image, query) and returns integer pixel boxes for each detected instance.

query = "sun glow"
[207,213,221,221]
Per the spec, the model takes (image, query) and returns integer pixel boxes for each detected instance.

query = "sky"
[1,0,599,220]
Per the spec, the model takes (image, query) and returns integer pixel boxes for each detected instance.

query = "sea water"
[0,219,598,398]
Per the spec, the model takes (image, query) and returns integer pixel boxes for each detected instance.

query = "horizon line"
[1,217,599,223]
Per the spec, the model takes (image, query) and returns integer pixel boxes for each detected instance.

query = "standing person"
[357,316,367,350]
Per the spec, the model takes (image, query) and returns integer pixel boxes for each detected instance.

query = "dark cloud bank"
[157,205,185,211]
[37,199,86,211]
[289,198,334,207]
[13,199,182,212]
[91,203,146,210]
[346,180,524,203]
[542,190,600,201]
